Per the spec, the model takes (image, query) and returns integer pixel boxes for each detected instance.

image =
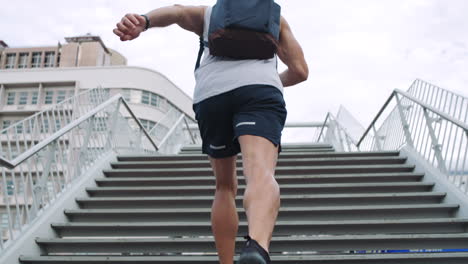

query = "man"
[114,3,308,264]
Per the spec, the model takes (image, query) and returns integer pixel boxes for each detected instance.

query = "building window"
[18,53,29,68]
[121,88,171,111]
[45,91,54,104]
[31,91,38,105]
[141,91,150,104]
[6,53,16,69]
[31,52,42,68]
[55,119,61,131]
[56,52,61,66]
[7,92,16,105]
[11,149,19,159]
[16,122,23,134]
[1,214,9,230]
[2,120,11,134]
[6,180,15,195]
[93,118,108,132]
[41,119,49,133]
[19,92,28,105]
[25,120,35,134]
[139,119,156,131]
[150,93,159,107]
[56,90,66,103]
[44,52,55,67]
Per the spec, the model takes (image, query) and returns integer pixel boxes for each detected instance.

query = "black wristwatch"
[141,14,150,31]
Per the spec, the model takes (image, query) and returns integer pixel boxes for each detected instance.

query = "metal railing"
[137,107,200,154]
[278,122,327,144]
[317,112,360,152]
[357,84,468,194]
[335,106,366,143]
[0,87,198,253]
[0,87,110,168]
[408,79,468,125]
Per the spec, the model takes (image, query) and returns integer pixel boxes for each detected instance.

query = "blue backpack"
[195,0,281,70]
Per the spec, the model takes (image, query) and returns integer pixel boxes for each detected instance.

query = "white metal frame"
[0,87,199,254]
[356,81,468,196]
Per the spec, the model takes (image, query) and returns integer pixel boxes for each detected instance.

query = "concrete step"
[95,172,425,187]
[117,151,401,162]
[179,148,336,154]
[18,253,468,264]
[75,192,446,209]
[110,157,408,169]
[66,204,458,222]
[34,234,468,254]
[103,164,416,177]
[182,143,334,151]
[85,182,435,197]
[52,218,468,237]
[180,145,336,153]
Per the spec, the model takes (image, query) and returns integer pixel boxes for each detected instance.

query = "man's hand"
[113,14,147,41]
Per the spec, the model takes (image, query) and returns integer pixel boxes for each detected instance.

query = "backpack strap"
[195,37,205,71]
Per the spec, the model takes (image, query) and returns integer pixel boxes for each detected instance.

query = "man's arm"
[113,5,205,41]
[277,17,309,87]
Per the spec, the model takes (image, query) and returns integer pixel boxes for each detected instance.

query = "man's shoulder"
[174,5,208,36]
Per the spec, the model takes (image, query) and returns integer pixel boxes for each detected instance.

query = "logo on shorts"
[236,122,256,127]
[210,144,227,150]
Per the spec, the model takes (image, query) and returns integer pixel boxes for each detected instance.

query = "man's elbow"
[294,65,309,83]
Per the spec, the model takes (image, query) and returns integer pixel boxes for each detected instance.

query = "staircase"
[18,144,468,263]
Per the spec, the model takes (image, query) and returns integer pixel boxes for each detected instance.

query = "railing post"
[344,134,354,152]
[0,217,3,249]
[183,116,197,144]
[33,141,57,211]
[372,126,383,151]
[74,116,95,177]
[317,113,330,142]
[422,108,448,173]
[395,94,415,148]
[336,123,346,152]
[105,100,121,151]
[327,120,343,152]
[1,169,15,242]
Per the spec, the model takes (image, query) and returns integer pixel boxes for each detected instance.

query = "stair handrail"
[357,89,468,148]
[137,106,199,153]
[157,113,187,150]
[0,90,158,253]
[0,95,158,169]
[409,79,468,123]
[356,84,468,196]
[0,87,107,161]
[317,112,360,151]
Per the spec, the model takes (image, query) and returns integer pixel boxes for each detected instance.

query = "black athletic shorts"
[192,84,287,158]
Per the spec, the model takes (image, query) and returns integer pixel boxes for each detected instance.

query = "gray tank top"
[193,6,284,104]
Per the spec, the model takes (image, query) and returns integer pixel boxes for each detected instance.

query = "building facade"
[0,36,196,231]
[0,66,195,135]
[0,35,194,134]
[0,35,127,70]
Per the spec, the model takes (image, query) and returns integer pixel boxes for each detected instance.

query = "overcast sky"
[1,0,467,141]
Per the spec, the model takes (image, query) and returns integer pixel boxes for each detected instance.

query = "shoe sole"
[238,252,268,264]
